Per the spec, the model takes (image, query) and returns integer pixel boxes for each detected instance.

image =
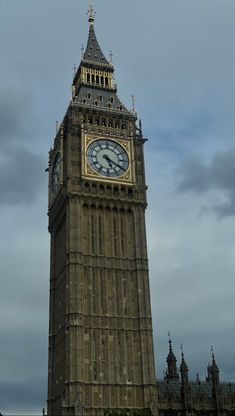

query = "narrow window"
[113,217,117,256]
[98,215,103,255]
[105,76,108,86]
[96,75,99,84]
[93,361,97,381]
[121,217,125,256]
[87,73,90,83]
[91,214,95,254]
[123,273,127,294]
[92,74,95,83]
[101,274,106,314]
[92,273,97,314]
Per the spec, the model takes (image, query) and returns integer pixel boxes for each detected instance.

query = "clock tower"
[47,7,157,416]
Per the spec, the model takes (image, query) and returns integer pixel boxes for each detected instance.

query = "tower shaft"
[47,9,157,416]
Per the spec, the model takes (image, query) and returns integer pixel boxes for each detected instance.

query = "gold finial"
[87,4,96,26]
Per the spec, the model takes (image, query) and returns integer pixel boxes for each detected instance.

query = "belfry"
[47,6,157,416]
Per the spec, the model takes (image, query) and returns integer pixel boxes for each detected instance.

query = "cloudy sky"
[0,0,235,414]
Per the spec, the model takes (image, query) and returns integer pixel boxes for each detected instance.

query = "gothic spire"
[206,347,220,385]
[211,346,220,386]
[82,5,111,67]
[72,6,132,116]
[165,334,179,381]
[180,345,189,385]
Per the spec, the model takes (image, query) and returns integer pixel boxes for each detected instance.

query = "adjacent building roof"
[157,380,235,400]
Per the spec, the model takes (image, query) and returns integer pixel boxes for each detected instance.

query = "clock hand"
[103,154,126,172]
[103,154,113,168]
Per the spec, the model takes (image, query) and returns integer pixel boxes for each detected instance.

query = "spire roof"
[180,347,189,374]
[72,6,134,118]
[211,346,219,375]
[167,335,177,364]
[82,6,111,67]
[165,334,179,381]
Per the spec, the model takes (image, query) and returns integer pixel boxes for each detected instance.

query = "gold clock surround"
[82,132,135,185]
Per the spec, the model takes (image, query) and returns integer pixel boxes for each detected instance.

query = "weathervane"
[87,4,96,25]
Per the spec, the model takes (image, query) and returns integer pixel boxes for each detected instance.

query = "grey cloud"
[0,329,47,411]
[0,378,46,411]
[177,155,210,192]
[0,87,45,207]
[211,150,235,191]
[177,149,235,217]
[0,146,45,207]
[0,89,31,145]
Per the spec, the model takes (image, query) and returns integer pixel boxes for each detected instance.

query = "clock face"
[86,139,129,177]
[52,153,61,193]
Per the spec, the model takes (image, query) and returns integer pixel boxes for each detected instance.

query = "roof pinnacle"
[180,345,189,371]
[165,333,179,381]
[87,4,96,26]
[180,344,184,358]
[211,345,215,361]
[168,331,172,351]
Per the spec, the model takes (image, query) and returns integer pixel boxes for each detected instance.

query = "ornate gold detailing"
[80,65,114,89]
[82,133,135,185]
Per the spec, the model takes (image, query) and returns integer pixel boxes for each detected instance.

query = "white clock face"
[52,153,61,193]
[86,139,129,177]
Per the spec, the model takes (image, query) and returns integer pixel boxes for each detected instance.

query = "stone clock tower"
[47,7,157,416]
